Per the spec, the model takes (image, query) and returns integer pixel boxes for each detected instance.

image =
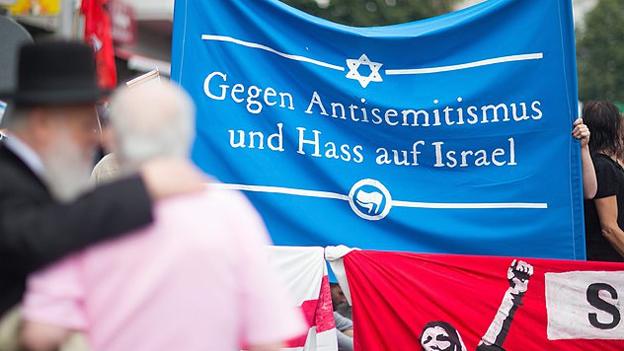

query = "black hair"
[584,100,622,156]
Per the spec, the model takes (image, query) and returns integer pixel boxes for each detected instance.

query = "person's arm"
[0,175,152,275]
[334,312,354,350]
[594,196,624,257]
[478,260,533,351]
[334,312,354,335]
[20,256,86,351]
[573,118,597,199]
[20,322,70,351]
[0,158,205,275]
[581,148,598,199]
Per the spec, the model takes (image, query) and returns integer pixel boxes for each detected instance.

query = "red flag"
[341,251,624,351]
[81,0,117,89]
[268,246,337,350]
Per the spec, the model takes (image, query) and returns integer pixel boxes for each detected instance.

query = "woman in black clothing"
[583,101,624,262]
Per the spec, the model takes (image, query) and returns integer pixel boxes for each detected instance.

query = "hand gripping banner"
[329,250,624,350]
[171,0,584,258]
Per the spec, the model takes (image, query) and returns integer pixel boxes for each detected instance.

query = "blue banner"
[171,0,584,259]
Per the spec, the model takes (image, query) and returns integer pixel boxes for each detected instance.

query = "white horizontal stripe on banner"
[384,53,544,75]
[210,183,350,201]
[207,183,548,209]
[392,200,548,209]
[201,34,542,77]
[201,34,345,71]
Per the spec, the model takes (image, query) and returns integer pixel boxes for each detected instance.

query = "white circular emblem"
[348,179,393,221]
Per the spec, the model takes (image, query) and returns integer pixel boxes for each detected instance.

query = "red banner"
[81,0,117,89]
[342,251,624,350]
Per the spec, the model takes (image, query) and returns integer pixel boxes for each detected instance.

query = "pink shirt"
[22,189,306,351]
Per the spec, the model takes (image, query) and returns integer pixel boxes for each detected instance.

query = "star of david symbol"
[345,54,383,88]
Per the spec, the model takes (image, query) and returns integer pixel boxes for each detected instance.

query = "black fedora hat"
[0,41,107,106]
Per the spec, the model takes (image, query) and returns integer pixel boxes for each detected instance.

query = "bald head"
[108,80,195,171]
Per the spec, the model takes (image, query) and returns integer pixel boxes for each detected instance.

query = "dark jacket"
[0,143,153,315]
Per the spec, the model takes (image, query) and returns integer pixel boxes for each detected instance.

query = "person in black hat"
[0,41,205,316]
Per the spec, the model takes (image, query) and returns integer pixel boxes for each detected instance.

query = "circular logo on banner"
[348,179,392,221]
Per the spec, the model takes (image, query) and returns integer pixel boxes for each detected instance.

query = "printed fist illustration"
[507,260,533,295]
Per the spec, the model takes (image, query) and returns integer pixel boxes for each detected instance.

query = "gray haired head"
[108,80,195,171]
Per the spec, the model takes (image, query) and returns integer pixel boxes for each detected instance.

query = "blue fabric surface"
[171,0,584,259]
